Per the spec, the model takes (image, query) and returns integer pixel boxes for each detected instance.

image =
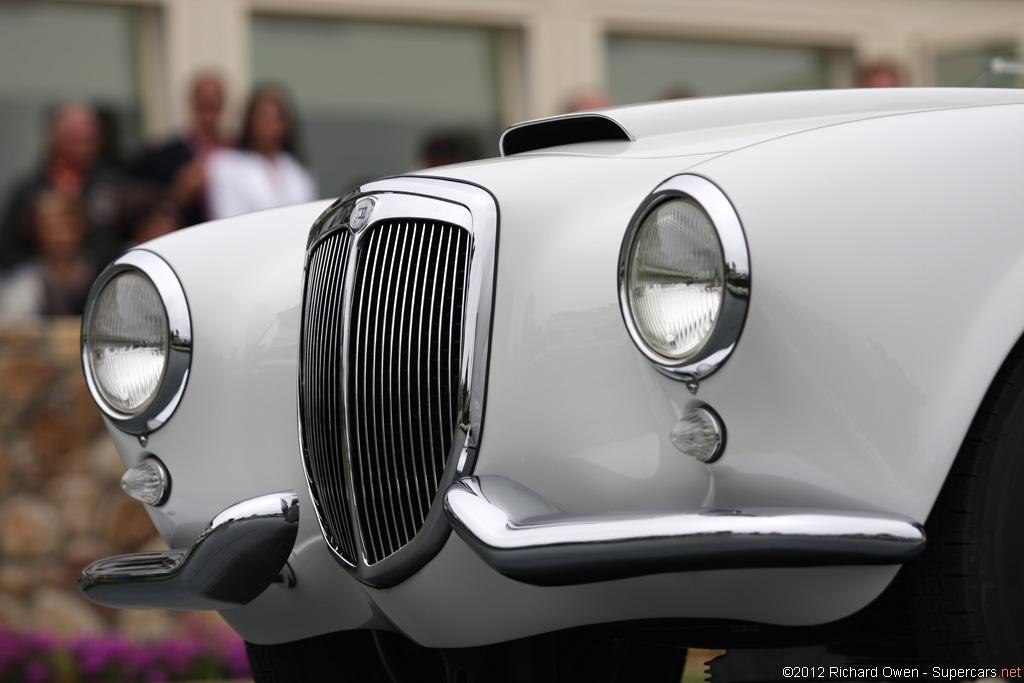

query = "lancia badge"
[349,197,376,233]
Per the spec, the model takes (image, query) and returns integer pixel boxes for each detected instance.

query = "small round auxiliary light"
[121,457,170,506]
[670,407,725,463]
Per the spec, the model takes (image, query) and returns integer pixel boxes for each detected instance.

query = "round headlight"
[626,199,724,359]
[619,175,750,381]
[88,271,168,413]
[82,251,191,434]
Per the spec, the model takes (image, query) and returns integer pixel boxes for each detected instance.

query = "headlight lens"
[619,175,750,381]
[626,199,724,359]
[82,250,191,434]
[87,271,168,414]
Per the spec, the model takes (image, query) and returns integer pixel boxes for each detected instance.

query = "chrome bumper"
[444,476,925,586]
[80,492,299,610]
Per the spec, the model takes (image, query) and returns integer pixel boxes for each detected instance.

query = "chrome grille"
[348,221,471,564]
[299,230,356,562]
[299,216,473,569]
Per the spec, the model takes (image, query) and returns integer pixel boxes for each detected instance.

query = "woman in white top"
[206,87,316,220]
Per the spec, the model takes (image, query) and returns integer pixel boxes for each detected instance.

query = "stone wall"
[0,318,197,640]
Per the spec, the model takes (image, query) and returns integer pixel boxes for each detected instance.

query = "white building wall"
[41,0,1024,134]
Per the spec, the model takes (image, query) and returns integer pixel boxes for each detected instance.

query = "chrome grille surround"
[298,178,497,587]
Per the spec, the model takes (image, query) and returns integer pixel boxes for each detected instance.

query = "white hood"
[500,87,1024,158]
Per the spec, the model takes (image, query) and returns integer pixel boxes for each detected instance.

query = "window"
[0,2,144,198]
[936,43,1020,88]
[607,35,841,105]
[252,16,506,196]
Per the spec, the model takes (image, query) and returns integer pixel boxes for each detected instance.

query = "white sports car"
[78,88,1024,680]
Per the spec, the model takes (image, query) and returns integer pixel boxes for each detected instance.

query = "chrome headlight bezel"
[81,250,192,435]
[618,174,751,381]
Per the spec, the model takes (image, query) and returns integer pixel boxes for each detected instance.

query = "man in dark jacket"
[0,103,123,273]
[134,73,228,227]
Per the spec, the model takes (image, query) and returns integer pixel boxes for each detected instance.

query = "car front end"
[77,88,1024,671]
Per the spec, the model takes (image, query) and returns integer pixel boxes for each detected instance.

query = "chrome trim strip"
[81,249,192,435]
[79,492,299,610]
[307,190,472,249]
[444,476,925,586]
[618,174,751,382]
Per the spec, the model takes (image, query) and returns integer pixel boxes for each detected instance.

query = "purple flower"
[224,638,252,679]
[73,633,136,679]
[144,664,171,682]
[155,637,208,677]
[0,625,252,682]
[22,659,50,683]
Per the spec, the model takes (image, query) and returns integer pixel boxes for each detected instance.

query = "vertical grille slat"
[308,239,336,547]
[417,224,436,498]
[456,232,471,420]
[311,241,335,545]
[350,230,380,559]
[380,224,411,557]
[324,236,357,558]
[364,227,393,559]
[391,224,418,530]
[322,238,349,554]
[369,225,389,560]
[434,226,453,483]
[300,231,356,562]
[425,224,441,490]
[401,226,428,521]
[300,216,474,569]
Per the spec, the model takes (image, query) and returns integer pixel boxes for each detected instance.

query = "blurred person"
[0,191,96,318]
[135,72,229,226]
[564,88,614,113]
[205,86,315,220]
[659,85,697,100]
[859,62,903,88]
[0,102,123,273]
[96,104,129,169]
[416,130,482,169]
[118,182,183,249]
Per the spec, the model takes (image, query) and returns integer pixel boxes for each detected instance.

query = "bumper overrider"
[79,492,299,610]
[78,477,924,610]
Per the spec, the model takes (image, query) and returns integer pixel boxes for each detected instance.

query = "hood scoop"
[500,113,632,156]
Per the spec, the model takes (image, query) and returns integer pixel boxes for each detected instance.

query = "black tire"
[907,343,1024,666]
[247,628,685,683]
[246,630,396,683]
[433,630,686,683]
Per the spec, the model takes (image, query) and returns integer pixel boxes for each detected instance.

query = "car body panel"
[114,201,330,548]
